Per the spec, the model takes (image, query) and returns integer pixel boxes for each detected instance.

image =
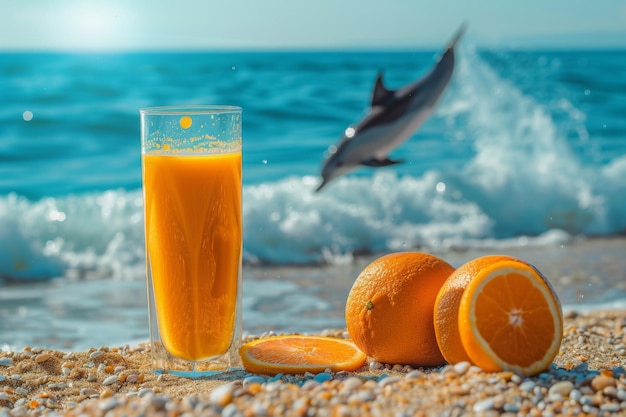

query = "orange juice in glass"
[140,105,242,376]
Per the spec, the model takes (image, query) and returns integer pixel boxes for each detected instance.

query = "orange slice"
[239,335,367,375]
[456,256,563,375]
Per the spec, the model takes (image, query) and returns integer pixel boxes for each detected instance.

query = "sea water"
[1,46,625,349]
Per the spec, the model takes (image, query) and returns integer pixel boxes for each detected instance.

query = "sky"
[1,0,626,51]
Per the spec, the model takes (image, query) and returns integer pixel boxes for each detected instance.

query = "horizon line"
[1,44,625,54]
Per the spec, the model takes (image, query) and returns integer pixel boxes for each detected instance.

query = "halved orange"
[239,335,367,375]
[452,256,563,375]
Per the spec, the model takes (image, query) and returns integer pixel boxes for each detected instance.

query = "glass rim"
[140,105,241,115]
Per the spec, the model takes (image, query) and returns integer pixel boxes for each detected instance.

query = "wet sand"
[2,236,625,351]
[244,236,626,334]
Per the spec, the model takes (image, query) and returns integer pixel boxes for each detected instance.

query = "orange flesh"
[240,336,367,375]
[143,152,242,361]
[473,270,555,367]
[247,338,356,365]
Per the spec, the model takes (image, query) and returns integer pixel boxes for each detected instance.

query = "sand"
[1,237,626,415]
[1,309,625,416]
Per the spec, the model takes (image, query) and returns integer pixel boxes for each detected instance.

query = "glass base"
[153,367,245,378]
[150,340,243,378]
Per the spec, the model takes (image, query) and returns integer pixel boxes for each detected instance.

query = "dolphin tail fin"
[448,22,468,49]
[360,157,402,168]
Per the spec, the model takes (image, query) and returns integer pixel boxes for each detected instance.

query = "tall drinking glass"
[140,105,242,376]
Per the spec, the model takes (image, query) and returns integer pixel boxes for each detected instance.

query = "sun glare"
[56,3,130,50]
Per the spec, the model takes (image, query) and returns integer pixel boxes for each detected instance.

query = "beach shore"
[1,309,625,416]
[1,236,626,415]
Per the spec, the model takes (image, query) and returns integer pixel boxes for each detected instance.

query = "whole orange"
[345,252,455,366]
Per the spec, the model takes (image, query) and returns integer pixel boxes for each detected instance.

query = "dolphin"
[316,24,466,192]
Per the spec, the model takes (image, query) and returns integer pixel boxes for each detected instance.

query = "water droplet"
[23,111,33,121]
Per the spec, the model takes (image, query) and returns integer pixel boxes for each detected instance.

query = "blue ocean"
[1,45,626,349]
[2,46,625,277]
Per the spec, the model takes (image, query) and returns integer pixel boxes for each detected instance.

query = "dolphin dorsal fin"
[371,72,394,107]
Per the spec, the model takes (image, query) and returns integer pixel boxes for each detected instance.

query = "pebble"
[209,384,234,408]
[221,403,241,417]
[519,381,536,392]
[242,376,266,388]
[379,376,401,387]
[603,385,618,398]
[264,381,282,393]
[99,398,119,412]
[600,403,622,412]
[453,361,471,376]
[0,358,13,367]
[301,380,320,390]
[349,390,375,403]
[125,374,140,383]
[579,395,595,406]
[503,403,520,413]
[590,374,616,391]
[406,370,424,380]
[574,361,589,372]
[34,353,52,363]
[369,361,383,371]
[0,392,9,401]
[473,397,495,412]
[267,373,283,383]
[80,388,99,397]
[548,380,574,398]
[138,388,154,398]
[89,350,104,360]
[100,388,114,399]
[150,396,168,411]
[102,375,119,386]
[313,372,332,383]
[582,404,600,414]
[340,376,363,391]
[569,389,583,402]
[10,407,26,417]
